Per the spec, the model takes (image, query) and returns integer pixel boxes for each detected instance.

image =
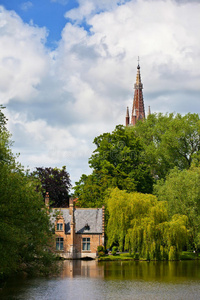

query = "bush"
[134,253,139,260]
[97,245,106,257]
[112,246,118,256]
[97,245,105,253]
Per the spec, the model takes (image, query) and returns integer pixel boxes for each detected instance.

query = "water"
[1,260,200,299]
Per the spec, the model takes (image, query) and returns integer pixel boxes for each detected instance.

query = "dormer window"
[85,223,90,230]
[57,223,63,231]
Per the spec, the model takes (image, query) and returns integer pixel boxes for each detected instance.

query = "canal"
[1,260,200,299]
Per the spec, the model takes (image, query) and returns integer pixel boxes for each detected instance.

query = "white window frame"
[56,237,64,250]
[82,237,90,251]
[57,223,63,231]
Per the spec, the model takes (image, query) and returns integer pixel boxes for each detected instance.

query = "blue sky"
[0,0,79,48]
[0,0,130,48]
[0,0,200,185]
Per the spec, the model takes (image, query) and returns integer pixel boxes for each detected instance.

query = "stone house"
[46,194,105,259]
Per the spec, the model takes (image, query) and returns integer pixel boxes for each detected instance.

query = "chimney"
[69,197,74,216]
[45,192,49,210]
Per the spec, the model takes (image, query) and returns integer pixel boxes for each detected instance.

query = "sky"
[0,0,200,186]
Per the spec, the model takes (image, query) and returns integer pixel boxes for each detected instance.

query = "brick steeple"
[126,59,145,126]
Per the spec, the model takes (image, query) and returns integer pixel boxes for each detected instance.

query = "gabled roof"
[50,208,103,234]
[75,209,102,233]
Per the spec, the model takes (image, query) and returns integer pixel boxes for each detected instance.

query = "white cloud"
[20,2,33,11]
[0,6,49,104]
[64,0,127,22]
[1,0,200,185]
[51,0,69,5]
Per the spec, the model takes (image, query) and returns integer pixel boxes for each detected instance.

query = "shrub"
[134,253,139,260]
[97,245,105,254]
[112,246,118,256]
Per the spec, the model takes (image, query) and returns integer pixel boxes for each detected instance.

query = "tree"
[106,188,188,260]
[0,107,56,279]
[32,166,71,207]
[74,125,154,207]
[154,166,200,251]
[73,173,110,208]
[0,105,14,164]
[0,165,56,278]
[134,112,200,179]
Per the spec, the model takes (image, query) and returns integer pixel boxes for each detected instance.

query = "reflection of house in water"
[60,260,104,278]
[46,194,105,259]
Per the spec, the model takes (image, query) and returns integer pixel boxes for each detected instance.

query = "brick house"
[46,194,105,259]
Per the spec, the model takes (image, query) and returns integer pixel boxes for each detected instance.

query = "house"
[45,193,105,259]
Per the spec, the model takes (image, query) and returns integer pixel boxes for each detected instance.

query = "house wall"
[74,234,102,259]
[55,233,103,259]
[55,217,103,259]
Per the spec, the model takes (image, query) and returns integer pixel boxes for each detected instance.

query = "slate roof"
[50,208,103,234]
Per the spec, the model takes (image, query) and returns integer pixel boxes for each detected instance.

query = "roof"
[50,208,103,234]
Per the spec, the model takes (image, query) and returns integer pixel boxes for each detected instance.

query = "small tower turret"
[148,105,151,117]
[126,106,130,126]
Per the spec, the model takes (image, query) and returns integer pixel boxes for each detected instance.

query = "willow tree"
[154,166,200,251]
[106,188,188,260]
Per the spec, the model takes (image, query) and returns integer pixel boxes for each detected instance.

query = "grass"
[180,251,200,260]
[98,253,134,261]
[98,251,200,261]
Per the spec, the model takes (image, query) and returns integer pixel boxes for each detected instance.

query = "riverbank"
[98,251,200,261]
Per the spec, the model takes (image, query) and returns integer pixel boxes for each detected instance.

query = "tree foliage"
[32,166,71,207]
[74,125,154,207]
[0,105,13,165]
[0,107,56,280]
[154,166,200,251]
[106,188,188,260]
[134,112,200,179]
[74,113,200,207]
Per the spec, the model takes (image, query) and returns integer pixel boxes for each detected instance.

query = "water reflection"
[60,260,104,278]
[1,260,200,300]
[61,260,200,282]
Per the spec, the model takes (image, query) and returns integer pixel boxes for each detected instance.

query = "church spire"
[126,58,145,126]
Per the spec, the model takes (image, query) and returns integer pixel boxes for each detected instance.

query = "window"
[56,237,64,250]
[57,223,63,231]
[84,223,90,230]
[82,237,90,251]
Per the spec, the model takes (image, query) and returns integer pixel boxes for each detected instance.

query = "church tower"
[126,59,146,126]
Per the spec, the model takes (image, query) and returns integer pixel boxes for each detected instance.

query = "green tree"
[134,112,200,179]
[74,125,154,207]
[32,166,71,207]
[0,105,14,164]
[154,166,200,251]
[106,188,188,260]
[0,107,56,279]
[74,173,111,208]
